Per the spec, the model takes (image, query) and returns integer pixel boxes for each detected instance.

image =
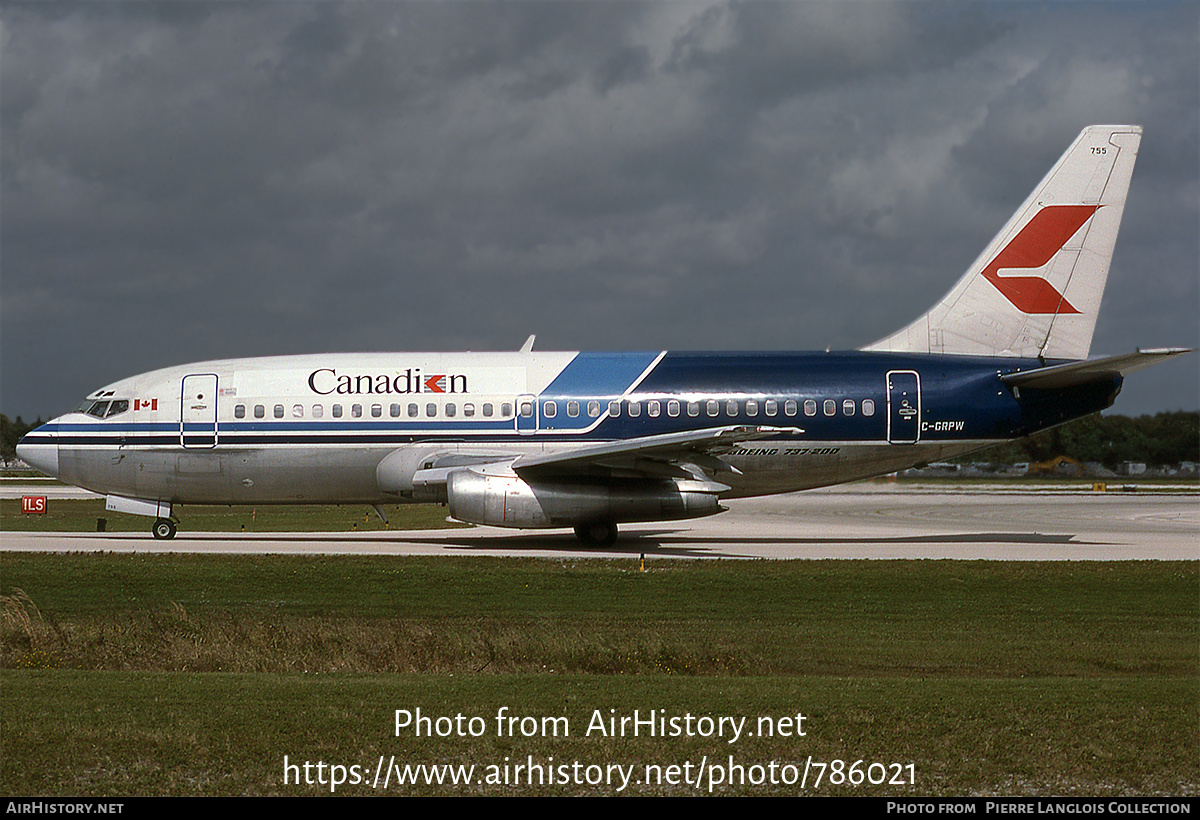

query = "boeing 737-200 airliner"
[16,125,1191,544]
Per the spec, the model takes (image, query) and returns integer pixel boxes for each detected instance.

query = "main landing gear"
[152,518,178,540]
[573,521,618,547]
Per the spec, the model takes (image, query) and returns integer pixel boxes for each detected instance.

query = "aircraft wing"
[512,424,802,480]
[1000,348,1192,390]
[393,424,801,495]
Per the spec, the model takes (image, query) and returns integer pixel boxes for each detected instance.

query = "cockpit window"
[76,398,130,418]
[79,400,109,418]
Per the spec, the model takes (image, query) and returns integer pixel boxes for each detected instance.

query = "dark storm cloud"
[2,1,1196,420]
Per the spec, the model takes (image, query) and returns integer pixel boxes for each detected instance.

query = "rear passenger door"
[886,371,920,444]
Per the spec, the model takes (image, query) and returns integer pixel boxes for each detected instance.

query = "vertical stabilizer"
[864,125,1141,360]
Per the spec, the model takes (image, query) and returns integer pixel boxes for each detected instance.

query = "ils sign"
[21,496,46,514]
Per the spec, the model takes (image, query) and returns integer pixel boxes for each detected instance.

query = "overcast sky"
[3,1,1197,419]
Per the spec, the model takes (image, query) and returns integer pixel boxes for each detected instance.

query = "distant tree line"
[958,411,1199,468]
[3,410,1198,469]
[2,415,44,464]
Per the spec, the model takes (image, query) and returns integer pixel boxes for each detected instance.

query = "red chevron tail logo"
[982,204,1099,314]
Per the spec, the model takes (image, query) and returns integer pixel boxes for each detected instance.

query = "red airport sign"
[21,496,47,514]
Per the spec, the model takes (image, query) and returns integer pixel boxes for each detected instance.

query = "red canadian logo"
[982,204,1100,314]
[134,399,158,411]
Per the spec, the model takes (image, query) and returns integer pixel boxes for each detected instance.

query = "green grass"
[2,555,1196,795]
[1,556,1194,677]
[3,671,1193,796]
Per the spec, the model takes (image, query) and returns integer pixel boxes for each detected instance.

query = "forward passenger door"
[180,374,219,448]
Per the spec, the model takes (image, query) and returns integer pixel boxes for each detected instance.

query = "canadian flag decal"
[134,398,158,411]
[982,204,1099,314]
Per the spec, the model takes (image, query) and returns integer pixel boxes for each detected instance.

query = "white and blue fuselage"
[15,126,1189,543]
[19,348,1116,503]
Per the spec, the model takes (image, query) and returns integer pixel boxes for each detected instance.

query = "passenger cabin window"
[823,399,836,416]
[843,399,856,416]
[647,400,660,417]
[765,400,777,417]
[332,405,342,418]
[254,405,265,419]
[313,405,324,419]
[351,404,362,418]
[745,399,758,417]
[627,401,641,417]
[726,400,738,416]
[501,403,513,417]
[235,404,246,419]
[426,403,437,417]
[520,401,534,418]
[274,405,284,419]
[483,403,494,417]
[464,404,475,417]
[862,399,876,416]
[390,404,400,418]
[784,400,797,416]
[667,400,680,417]
[543,401,557,418]
[567,401,579,418]
[687,401,699,417]
[588,400,601,418]
[371,404,382,418]
[293,404,304,418]
[408,404,419,418]
[445,403,456,418]
[804,400,817,417]
[608,400,620,417]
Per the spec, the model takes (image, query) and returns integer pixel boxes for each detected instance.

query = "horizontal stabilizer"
[1000,348,1193,390]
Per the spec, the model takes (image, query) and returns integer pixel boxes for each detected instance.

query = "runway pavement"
[3,483,1196,560]
[0,482,99,500]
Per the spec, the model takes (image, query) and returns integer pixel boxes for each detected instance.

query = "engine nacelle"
[446,469,726,529]
[377,446,519,503]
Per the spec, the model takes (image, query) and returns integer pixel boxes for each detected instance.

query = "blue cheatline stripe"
[541,352,663,397]
[38,420,521,436]
[41,432,641,447]
[220,420,517,433]
[43,422,178,433]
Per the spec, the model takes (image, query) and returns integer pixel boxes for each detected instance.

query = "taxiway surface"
[4,483,1196,560]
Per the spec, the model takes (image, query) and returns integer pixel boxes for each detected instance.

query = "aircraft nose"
[16,427,58,478]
